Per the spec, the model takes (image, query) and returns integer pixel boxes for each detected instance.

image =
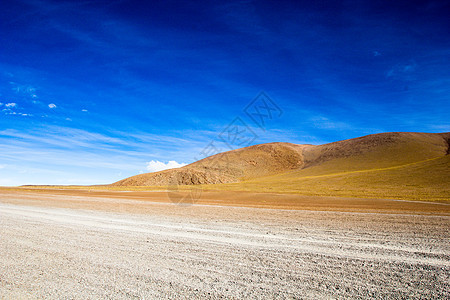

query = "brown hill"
[113,142,307,186]
[112,132,450,190]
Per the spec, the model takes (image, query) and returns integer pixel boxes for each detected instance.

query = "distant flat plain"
[1,188,449,298]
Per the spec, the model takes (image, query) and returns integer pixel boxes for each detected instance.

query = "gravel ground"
[0,197,449,299]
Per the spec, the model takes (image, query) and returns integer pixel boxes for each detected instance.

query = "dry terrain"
[111,132,450,201]
[1,189,449,299]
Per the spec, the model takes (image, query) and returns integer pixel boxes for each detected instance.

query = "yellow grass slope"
[224,154,450,201]
[113,132,450,200]
[298,132,449,175]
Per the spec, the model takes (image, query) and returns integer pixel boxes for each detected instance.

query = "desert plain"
[0,188,448,299]
[2,0,450,297]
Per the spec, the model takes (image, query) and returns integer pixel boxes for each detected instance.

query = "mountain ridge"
[112,132,449,190]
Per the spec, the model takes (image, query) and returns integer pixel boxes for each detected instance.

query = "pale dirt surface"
[0,191,449,299]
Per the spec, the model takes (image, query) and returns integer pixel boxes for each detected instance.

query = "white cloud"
[146,160,187,173]
[5,103,17,108]
[81,109,88,112]
[48,103,57,109]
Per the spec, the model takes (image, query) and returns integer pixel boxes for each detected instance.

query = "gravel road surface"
[0,193,449,299]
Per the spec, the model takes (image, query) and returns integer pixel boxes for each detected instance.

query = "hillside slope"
[113,132,450,200]
[113,142,307,186]
[220,155,450,201]
[299,132,449,175]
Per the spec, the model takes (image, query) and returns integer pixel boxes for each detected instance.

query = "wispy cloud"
[3,112,32,117]
[11,84,36,94]
[310,116,352,130]
[0,125,206,185]
[386,61,418,80]
[428,125,450,132]
[48,103,57,109]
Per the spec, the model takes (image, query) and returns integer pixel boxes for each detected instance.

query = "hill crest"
[112,132,449,187]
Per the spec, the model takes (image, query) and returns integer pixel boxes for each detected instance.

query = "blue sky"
[1,0,449,185]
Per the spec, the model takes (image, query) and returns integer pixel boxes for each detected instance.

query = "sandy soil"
[0,190,449,299]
